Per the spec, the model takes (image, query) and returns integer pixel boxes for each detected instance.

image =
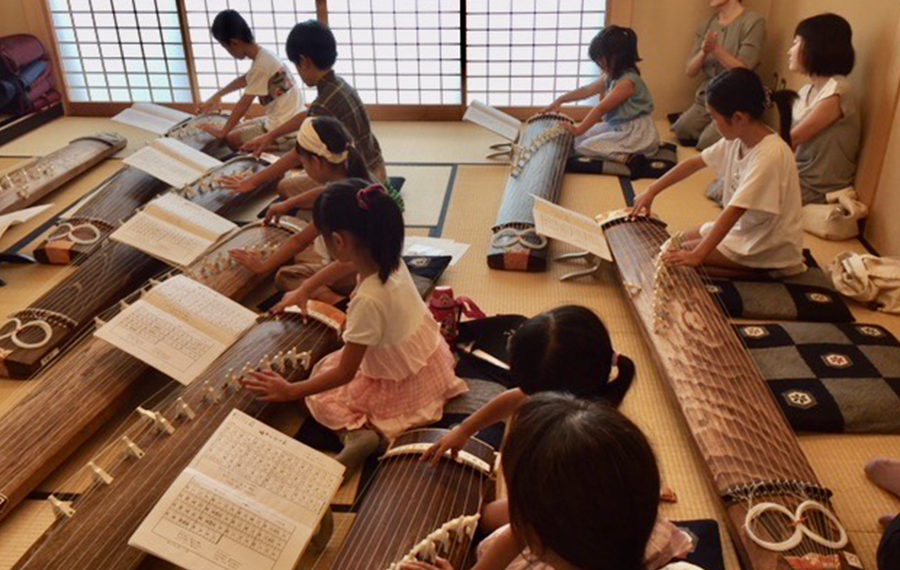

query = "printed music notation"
[95,275,257,384]
[111,193,237,267]
[201,423,339,516]
[159,475,293,565]
[129,410,345,570]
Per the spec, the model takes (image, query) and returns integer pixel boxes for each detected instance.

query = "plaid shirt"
[309,71,384,174]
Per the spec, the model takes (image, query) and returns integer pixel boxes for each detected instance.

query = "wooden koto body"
[602,217,862,570]
[487,113,573,272]
[33,113,229,265]
[0,222,297,522]
[0,155,270,379]
[0,133,126,215]
[326,429,496,570]
[11,311,343,570]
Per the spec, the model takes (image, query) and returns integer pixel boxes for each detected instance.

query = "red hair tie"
[357,184,386,211]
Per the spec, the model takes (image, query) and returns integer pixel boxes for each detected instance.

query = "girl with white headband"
[230,116,403,297]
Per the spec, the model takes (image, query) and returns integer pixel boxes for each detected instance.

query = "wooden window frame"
[43,0,632,121]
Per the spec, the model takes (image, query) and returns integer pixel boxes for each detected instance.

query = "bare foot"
[865,458,900,497]
[881,514,897,528]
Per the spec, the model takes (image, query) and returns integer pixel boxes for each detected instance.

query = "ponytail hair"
[296,115,373,181]
[313,179,404,283]
[588,26,642,78]
[509,305,634,406]
[707,68,796,145]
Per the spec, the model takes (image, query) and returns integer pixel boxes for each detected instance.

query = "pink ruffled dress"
[306,264,468,439]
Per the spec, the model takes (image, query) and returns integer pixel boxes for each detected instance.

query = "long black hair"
[503,393,660,570]
[508,305,635,406]
[707,68,797,146]
[588,26,642,78]
[296,116,371,181]
[313,179,404,283]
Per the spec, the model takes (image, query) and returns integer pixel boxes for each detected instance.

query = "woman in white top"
[788,14,861,205]
[632,69,804,277]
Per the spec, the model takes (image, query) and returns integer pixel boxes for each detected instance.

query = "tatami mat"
[0,117,157,159]
[0,500,56,570]
[374,121,508,165]
[298,513,356,570]
[389,164,454,228]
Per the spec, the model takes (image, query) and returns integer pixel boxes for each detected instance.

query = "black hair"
[286,20,337,69]
[795,14,855,77]
[588,26,641,79]
[211,10,254,45]
[508,305,634,406]
[313,179,403,283]
[296,116,371,181]
[707,68,797,145]
[503,393,660,570]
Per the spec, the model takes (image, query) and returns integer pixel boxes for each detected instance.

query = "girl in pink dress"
[243,179,468,474]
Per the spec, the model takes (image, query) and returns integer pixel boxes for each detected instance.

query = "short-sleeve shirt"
[604,70,655,125]
[691,10,767,104]
[244,48,304,132]
[308,71,385,175]
[700,134,804,269]
[342,263,425,347]
[792,77,861,204]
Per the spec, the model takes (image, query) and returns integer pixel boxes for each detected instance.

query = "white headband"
[296,118,350,164]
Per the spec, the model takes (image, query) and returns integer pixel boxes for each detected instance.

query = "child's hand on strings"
[400,559,454,570]
[272,285,311,315]
[265,202,290,225]
[629,191,656,219]
[242,369,299,402]
[542,98,563,113]
[197,96,221,114]
[661,247,703,267]
[241,134,273,157]
[220,173,256,195]
[421,427,470,467]
[230,249,268,274]
[199,124,227,141]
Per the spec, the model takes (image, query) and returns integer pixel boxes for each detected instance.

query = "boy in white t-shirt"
[632,69,804,277]
[197,10,303,152]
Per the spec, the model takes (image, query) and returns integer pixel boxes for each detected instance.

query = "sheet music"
[147,193,237,241]
[0,204,53,241]
[124,139,223,188]
[113,103,193,134]
[463,100,522,141]
[532,196,612,262]
[111,194,237,266]
[129,411,344,570]
[95,276,256,384]
[145,275,257,343]
[190,410,345,525]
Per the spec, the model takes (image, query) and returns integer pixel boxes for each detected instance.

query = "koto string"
[92,325,332,570]
[613,220,809,553]
[0,261,231,485]
[618,218,840,556]
[19,316,330,570]
[0,224,289,484]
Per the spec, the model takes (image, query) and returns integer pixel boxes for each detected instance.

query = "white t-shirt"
[244,48,303,132]
[342,263,425,347]
[793,77,853,123]
[700,133,804,269]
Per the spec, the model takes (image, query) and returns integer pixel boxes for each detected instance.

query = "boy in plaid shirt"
[242,20,387,198]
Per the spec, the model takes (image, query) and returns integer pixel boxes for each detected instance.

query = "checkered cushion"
[708,251,854,323]
[737,322,900,433]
